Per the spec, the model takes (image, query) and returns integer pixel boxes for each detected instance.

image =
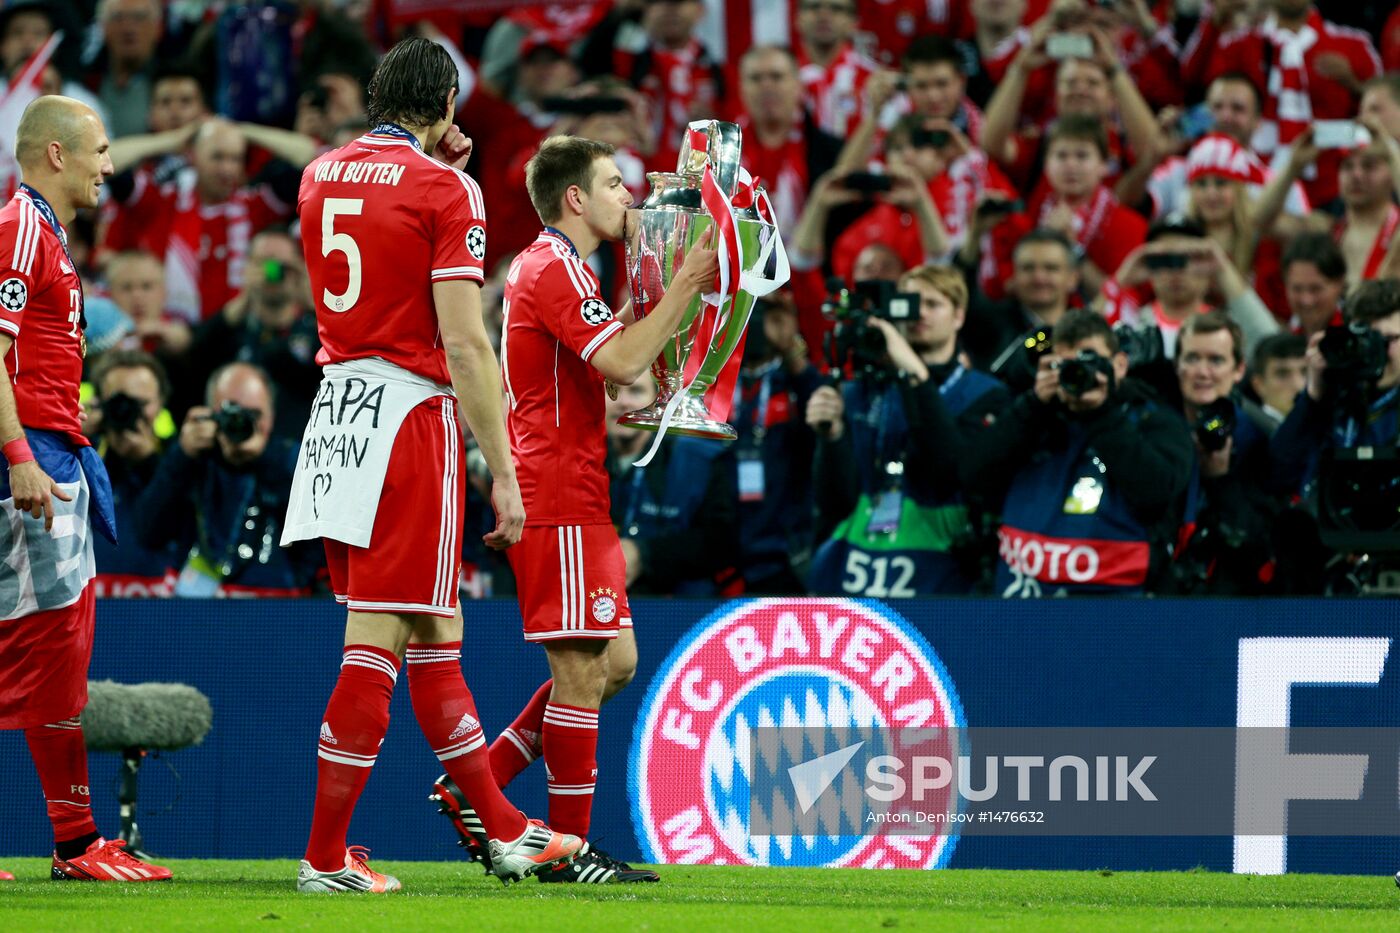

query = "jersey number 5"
[321,198,363,313]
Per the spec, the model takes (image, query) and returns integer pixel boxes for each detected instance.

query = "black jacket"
[961,379,1194,590]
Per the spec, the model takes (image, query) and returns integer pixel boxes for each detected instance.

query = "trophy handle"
[679,120,743,199]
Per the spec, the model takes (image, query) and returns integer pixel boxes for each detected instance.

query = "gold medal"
[605,380,619,401]
[79,331,86,359]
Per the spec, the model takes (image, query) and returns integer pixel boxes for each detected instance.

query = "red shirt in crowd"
[799,41,879,138]
[979,185,1146,300]
[1384,5,1400,71]
[615,38,724,170]
[738,117,813,237]
[831,152,1016,281]
[100,168,291,322]
[1181,9,1380,204]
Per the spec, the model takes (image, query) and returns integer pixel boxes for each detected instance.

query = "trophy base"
[617,396,737,441]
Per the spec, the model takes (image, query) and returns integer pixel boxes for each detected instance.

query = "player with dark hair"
[0,95,171,882]
[431,134,717,883]
[285,37,580,894]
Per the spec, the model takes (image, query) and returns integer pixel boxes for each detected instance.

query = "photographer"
[130,362,322,597]
[1171,313,1278,594]
[806,265,1009,596]
[90,350,182,597]
[184,228,321,442]
[961,228,1080,380]
[605,379,738,597]
[732,293,822,594]
[962,309,1194,596]
[1272,279,1400,498]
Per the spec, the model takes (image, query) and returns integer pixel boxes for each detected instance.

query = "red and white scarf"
[1038,185,1116,250]
[645,40,718,160]
[0,33,59,203]
[164,170,205,321]
[1261,10,1321,151]
[800,42,877,137]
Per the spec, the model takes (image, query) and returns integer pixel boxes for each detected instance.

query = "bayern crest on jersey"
[630,598,965,869]
[590,586,618,623]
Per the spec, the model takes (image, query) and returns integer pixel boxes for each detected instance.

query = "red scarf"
[1263,10,1322,148]
[1037,185,1116,249]
[799,42,876,137]
[643,40,718,163]
[164,172,204,320]
[1335,203,1400,279]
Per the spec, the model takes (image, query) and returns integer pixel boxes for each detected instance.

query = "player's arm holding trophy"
[591,225,718,386]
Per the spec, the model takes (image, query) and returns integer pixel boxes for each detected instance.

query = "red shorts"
[325,396,465,619]
[507,524,632,642]
[0,583,95,730]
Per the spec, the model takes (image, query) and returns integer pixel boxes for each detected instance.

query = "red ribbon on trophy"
[633,122,791,466]
[682,159,747,423]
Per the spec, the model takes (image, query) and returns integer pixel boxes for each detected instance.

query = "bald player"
[0,97,171,883]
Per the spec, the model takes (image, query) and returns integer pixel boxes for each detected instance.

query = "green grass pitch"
[1,859,1397,931]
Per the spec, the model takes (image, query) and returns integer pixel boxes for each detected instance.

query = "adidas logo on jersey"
[320,722,338,746]
[447,712,480,741]
[519,728,542,752]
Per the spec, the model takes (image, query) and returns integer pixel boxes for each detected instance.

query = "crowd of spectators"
[21,0,1400,598]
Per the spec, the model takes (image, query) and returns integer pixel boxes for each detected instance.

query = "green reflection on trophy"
[619,120,786,440]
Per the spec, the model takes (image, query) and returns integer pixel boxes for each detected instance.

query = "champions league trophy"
[620,120,789,450]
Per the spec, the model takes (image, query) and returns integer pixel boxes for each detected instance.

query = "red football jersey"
[298,129,487,385]
[0,188,86,444]
[99,169,291,321]
[799,43,879,138]
[501,230,624,527]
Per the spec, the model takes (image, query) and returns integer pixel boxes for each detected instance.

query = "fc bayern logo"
[465,224,486,260]
[590,587,618,624]
[630,598,965,869]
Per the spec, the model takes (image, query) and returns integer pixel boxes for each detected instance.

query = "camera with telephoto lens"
[1053,349,1114,397]
[822,277,920,382]
[211,401,259,444]
[996,322,1157,396]
[1320,320,1389,388]
[1319,319,1390,423]
[100,392,146,434]
[1114,321,1164,370]
[1194,397,1235,453]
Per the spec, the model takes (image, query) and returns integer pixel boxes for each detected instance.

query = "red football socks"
[407,643,526,842]
[489,679,552,789]
[541,702,599,839]
[304,645,399,872]
[24,717,99,846]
